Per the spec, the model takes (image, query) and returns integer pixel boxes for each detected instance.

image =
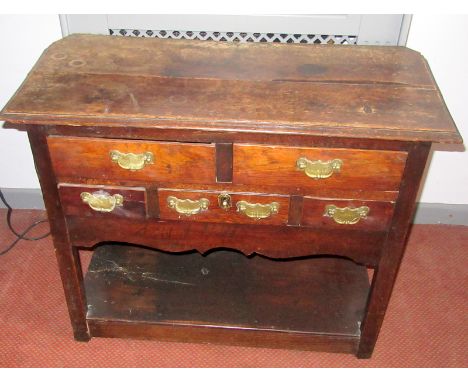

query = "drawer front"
[302,197,395,231]
[58,184,146,219]
[233,144,407,192]
[158,189,289,226]
[48,136,216,184]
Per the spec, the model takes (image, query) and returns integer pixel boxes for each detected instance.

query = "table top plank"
[0,34,462,143]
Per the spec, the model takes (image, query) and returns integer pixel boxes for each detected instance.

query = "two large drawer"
[48,138,407,192]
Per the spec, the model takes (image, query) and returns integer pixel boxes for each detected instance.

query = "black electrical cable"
[0,189,50,256]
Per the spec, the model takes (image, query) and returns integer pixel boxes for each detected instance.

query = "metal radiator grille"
[109,29,358,45]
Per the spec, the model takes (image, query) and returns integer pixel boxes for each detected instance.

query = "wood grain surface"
[0,34,462,144]
[25,34,437,85]
[58,184,147,219]
[158,188,289,226]
[48,136,216,184]
[66,216,385,266]
[233,144,407,192]
[85,244,369,354]
[302,197,395,231]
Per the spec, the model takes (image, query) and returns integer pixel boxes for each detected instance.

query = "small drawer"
[302,197,395,231]
[158,189,289,226]
[233,144,407,192]
[48,136,215,184]
[58,184,146,219]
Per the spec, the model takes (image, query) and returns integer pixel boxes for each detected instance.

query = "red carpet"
[0,209,467,367]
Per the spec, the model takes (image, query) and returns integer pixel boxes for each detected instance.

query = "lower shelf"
[84,244,370,354]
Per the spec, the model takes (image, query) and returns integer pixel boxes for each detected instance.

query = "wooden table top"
[0,34,462,143]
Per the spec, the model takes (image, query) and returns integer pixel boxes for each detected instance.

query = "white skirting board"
[0,188,467,226]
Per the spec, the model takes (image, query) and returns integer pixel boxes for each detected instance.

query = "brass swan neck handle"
[296,157,343,179]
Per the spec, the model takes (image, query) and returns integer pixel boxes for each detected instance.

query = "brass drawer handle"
[109,150,154,171]
[236,201,280,220]
[167,196,210,216]
[80,192,123,212]
[296,157,343,179]
[324,205,370,225]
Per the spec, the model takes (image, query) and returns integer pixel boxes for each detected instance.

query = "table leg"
[28,127,90,341]
[357,142,431,358]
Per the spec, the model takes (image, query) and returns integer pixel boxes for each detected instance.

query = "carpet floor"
[0,209,466,368]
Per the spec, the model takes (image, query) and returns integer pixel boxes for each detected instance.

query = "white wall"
[406,15,468,204]
[0,14,467,204]
[0,15,62,188]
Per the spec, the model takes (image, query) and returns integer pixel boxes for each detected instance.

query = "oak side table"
[0,34,462,358]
